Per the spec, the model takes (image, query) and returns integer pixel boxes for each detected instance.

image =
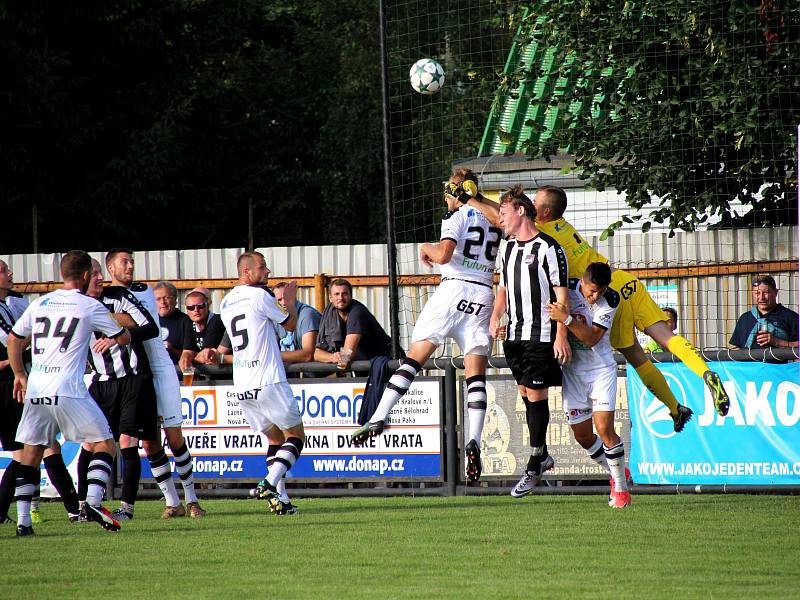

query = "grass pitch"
[2,494,799,599]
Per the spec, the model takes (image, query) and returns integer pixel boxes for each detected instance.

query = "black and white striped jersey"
[499,232,569,343]
[87,286,159,382]
[0,292,29,380]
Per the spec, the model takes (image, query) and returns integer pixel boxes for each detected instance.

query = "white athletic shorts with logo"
[238,381,302,434]
[16,394,113,446]
[153,371,184,428]
[562,364,618,425]
[411,279,493,355]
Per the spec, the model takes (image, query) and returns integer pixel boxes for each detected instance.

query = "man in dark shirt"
[185,290,226,354]
[314,278,391,369]
[730,274,799,349]
[153,280,194,364]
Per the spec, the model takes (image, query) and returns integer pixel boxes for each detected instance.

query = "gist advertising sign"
[141,378,442,481]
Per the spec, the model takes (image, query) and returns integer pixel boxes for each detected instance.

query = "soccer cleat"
[609,468,633,491]
[672,404,694,432]
[250,479,268,498]
[84,504,121,532]
[350,420,385,446]
[510,455,555,498]
[258,481,286,515]
[30,509,42,524]
[16,524,34,537]
[1,515,13,524]
[703,371,730,416]
[187,502,206,518]
[465,439,482,482]
[68,512,82,523]
[161,503,186,519]
[609,489,632,508]
[111,508,134,521]
[281,501,299,516]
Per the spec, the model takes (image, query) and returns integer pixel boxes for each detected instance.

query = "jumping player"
[351,167,501,482]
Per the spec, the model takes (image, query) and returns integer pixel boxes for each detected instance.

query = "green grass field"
[3,494,799,599]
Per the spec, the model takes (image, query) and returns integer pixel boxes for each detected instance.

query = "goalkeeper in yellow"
[463,183,730,431]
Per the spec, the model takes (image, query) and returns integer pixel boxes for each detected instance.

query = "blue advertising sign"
[139,379,442,480]
[628,362,800,485]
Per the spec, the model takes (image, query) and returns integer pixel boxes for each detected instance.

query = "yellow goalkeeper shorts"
[609,269,669,349]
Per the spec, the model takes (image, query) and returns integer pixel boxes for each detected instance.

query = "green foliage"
[505,0,799,234]
[5,496,800,598]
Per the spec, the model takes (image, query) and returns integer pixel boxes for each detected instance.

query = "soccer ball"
[409,58,445,95]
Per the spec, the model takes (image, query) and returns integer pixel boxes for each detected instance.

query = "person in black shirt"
[153,280,194,365]
[185,290,225,357]
[314,278,391,369]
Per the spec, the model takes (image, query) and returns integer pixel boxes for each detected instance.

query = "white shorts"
[153,371,183,428]
[237,381,302,434]
[411,279,493,355]
[16,394,113,446]
[561,365,618,425]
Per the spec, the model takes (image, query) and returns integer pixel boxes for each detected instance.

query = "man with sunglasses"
[730,275,798,350]
[185,290,225,358]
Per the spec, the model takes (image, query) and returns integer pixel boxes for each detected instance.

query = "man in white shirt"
[217,251,303,516]
[548,262,631,508]
[8,250,130,535]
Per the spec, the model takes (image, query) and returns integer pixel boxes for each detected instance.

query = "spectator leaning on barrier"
[185,290,226,357]
[272,282,321,364]
[153,280,194,365]
[730,275,799,350]
[314,278,392,369]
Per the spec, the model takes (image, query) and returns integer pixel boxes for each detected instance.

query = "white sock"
[466,374,487,443]
[585,435,609,472]
[604,441,628,492]
[370,358,421,423]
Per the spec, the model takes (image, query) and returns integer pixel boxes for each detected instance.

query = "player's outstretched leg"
[144,445,184,519]
[84,451,121,532]
[14,464,39,537]
[604,441,631,508]
[169,434,205,518]
[351,357,423,445]
[261,437,304,516]
[43,452,81,522]
[464,371,487,482]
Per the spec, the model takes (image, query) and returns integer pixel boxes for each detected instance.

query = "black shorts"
[0,378,23,451]
[503,340,562,390]
[88,374,159,442]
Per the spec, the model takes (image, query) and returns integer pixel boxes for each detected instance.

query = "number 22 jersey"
[220,284,291,391]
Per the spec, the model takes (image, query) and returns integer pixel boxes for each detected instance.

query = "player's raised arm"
[420,239,457,267]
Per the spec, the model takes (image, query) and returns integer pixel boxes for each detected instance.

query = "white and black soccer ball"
[409,58,445,95]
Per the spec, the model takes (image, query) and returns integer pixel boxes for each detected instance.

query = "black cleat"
[84,504,121,532]
[465,439,482,482]
[16,525,34,537]
[672,404,694,432]
[704,371,730,416]
[258,481,286,515]
[350,420,385,446]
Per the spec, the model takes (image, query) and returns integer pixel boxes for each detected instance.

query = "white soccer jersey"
[129,282,174,374]
[566,278,619,371]
[439,205,502,286]
[220,284,290,391]
[11,289,124,398]
[499,232,569,343]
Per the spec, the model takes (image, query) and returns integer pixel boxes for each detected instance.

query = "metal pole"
[379,0,401,359]
[444,364,458,496]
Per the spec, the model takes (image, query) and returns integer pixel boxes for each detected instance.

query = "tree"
[504,0,799,234]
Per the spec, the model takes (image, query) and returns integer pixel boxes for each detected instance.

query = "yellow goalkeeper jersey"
[535,217,608,278]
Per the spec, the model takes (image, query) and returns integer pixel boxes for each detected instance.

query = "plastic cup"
[182,367,195,386]
[337,348,353,370]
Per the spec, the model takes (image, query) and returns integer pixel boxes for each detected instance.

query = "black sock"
[43,454,80,515]
[0,459,20,517]
[120,447,142,506]
[524,399,550,471]
[77,447,93,502]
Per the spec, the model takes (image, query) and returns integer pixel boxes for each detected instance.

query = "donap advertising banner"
[140,378,442,480]
[628,362,800,485]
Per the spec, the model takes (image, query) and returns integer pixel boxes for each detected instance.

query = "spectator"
[314,278,392,368]
[153,281,194,364]
[190,286,215,318]
[272,282,322,364]
[185,290,226,354]
[644,307,678,353]
[730,275,799,349]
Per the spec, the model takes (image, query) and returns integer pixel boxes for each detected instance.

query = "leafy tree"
[502,0,799,234]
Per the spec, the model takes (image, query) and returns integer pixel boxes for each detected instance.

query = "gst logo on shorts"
[620,280,637,300]
[181,389,217,426]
